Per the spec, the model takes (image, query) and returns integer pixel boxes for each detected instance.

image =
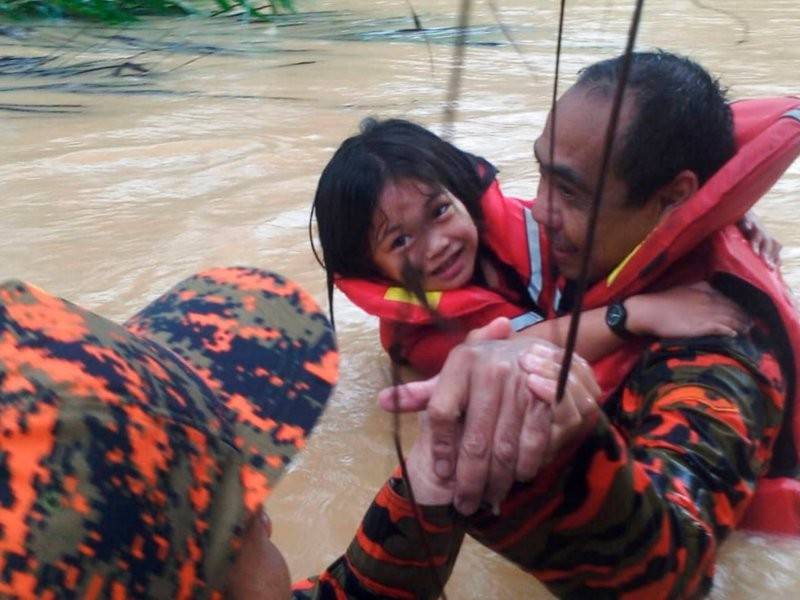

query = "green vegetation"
[0,0,296,22]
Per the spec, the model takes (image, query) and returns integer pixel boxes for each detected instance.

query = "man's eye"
[556,182,577,198]
[390,234,411,250]
[433,202,452,218]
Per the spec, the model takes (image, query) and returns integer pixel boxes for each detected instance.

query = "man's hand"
[380,317,531,514]
[377,317,513,414]
[380,318,603,516]
[404,413,458,506]
[380,318,559,515]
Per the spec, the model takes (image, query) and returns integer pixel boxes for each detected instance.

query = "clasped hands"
[378,317,601,515]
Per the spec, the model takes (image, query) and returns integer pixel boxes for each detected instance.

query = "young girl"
[312,118,760,377]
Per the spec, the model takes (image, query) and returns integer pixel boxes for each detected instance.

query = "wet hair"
[574,50,736,206]
[311,118,487,281]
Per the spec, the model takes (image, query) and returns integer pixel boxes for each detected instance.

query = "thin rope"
[485,0,539,77]
[390,356,450,599]
[555,0,646,402]
[546,0,568,317]
[442,0,471,141]
[404,0,436,75]
[690,0,749,45]
[383,4,478,593]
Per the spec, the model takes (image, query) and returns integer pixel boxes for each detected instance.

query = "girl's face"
[369,178,479,291]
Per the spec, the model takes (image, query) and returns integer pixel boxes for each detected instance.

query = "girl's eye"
[390,234,411,250]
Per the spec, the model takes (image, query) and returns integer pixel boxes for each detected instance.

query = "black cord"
[442,0,472,141]
[554,0,647,402]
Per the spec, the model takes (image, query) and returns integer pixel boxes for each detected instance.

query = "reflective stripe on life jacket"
[479,180,561,312]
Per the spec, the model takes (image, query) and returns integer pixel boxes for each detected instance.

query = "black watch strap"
[605,300,636,340]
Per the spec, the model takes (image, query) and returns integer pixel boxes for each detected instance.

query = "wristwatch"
[605,300,635,340]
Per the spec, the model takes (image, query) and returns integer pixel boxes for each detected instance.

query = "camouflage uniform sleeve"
[292,477,465,599]
[463,328,786,598]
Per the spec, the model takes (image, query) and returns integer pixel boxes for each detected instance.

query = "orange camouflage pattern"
[0,267,337,598]
[293,323,785,599]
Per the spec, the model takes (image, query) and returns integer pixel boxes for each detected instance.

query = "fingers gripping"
[378,376,438,412]
[427,345,478,481]
[465,316,513,343]
[547,370,599,464]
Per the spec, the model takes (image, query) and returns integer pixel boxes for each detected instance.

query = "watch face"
[607,303,625,326]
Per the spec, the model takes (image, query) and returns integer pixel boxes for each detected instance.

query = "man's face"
[531,87,664,284]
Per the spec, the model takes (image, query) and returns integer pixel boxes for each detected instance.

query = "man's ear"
[657,169,700,214]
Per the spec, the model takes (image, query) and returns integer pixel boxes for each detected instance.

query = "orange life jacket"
[335,181,550,372]
[544,97,800,535]
[337,97,800,533]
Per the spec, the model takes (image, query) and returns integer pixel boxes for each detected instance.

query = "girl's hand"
[739,210,781,270]
[625,282,750,339]
[519,345,601,467]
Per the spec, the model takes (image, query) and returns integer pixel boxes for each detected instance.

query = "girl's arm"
[514,282,749,363]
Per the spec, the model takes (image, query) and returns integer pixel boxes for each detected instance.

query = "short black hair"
[575,50,736,205]
[312,118,486,280]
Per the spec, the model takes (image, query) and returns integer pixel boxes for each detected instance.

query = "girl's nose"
[424,230,449,260]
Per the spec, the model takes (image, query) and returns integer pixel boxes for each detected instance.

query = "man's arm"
[291,476,464,600]
[465,330,785,598]
[291,409,472,600]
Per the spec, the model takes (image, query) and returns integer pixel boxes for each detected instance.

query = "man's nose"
[531,187,562,230]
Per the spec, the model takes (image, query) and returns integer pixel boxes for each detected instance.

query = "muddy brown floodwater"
[2,0,799,597]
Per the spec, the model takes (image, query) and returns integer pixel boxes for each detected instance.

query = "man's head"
[532,50,736,282]
[0,269,338,598]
